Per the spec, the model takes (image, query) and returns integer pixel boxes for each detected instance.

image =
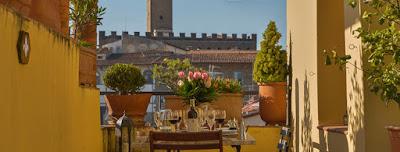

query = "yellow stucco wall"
[290,0,400,151]
[316,0,347,125]
[0,5,102,152]
[344,2,400,152]
[344,2,366,152]
[288,0,349,151]
[287,0,319,151]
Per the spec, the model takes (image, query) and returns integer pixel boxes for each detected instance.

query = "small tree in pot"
[152,58,194,110]
[103,63,151,124]
[253,21,288,125]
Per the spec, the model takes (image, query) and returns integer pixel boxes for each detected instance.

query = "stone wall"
[99,31,257,51]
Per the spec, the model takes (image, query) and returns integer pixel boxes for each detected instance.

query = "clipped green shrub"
[253,21,288,83]
[103,63,146,95]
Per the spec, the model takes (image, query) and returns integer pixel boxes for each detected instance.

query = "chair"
[149,131,223,152]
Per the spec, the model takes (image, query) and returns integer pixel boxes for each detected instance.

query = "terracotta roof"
[97,50,257,66]
[190,50,257,63]
[242,96,259,113]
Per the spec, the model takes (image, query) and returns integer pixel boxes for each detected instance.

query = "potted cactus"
[103,63,151,123]
[253,21,288,125]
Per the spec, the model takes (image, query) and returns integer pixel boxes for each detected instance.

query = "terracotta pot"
[259,82,287,125]
[164,95,187,110]
[211,93,243,123]
[386,126,400,152]
[105,93,152,120]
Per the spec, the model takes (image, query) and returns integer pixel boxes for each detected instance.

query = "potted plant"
[253,21,288,125]
[152,58,194,110]
[70,0,106,47]
[212,78,244,122]
[103,63,151,123]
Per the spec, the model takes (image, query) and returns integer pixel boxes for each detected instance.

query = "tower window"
[159,16,163,20]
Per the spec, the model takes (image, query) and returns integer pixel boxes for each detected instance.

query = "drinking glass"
[197,108,206,127]
[205,110,215,130]
[166,110,180,131]
[215,110,226,129]
[175,110,183,131]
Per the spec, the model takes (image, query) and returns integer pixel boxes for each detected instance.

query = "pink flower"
[188,71,194,79]
[193,71,202,79]
[178,71,185,78]
[201,72,209,80]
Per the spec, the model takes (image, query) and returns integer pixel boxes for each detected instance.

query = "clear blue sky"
[98,0,286,49]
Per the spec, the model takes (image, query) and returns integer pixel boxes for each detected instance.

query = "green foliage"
[215,78,242,94]
[326,0,400,104]
[253,21,288,83]
[323,50,352,70]
[102,64,146,95]
[176,71,217,105]
[70,0,106,46]
[152,58,194,92]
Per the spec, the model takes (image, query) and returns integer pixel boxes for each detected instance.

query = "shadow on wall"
[301,73,313,151]
[295,79,300,151]
[348,50,365,152]
[294,73,313,151]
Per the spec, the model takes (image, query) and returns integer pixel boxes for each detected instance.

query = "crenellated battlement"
[99,31,257,42]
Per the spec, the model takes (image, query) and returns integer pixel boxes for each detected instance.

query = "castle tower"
[147,0,173,33]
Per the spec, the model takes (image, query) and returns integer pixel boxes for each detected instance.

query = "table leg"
[231,145,241,152]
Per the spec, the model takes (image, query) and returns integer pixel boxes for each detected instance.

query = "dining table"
[132,130,256,152]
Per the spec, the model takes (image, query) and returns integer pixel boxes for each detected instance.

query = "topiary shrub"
[103,63,146,95]
[253,21,288,84]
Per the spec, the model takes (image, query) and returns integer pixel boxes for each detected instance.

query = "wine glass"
[205,110,215,130]
[175,110,183,131]
[166,110,180,132]
[215,110,226,129]
[153,112,162,129]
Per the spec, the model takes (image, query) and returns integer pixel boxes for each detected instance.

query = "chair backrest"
[149,131,223,152]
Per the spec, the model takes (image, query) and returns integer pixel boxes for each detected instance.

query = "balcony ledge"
[317,124,348,135]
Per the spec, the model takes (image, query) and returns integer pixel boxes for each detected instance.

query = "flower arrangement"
[176,70,217,105]
[215,78,242,94]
